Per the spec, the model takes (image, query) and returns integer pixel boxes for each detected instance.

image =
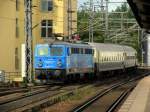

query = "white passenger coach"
[89,43,137,73]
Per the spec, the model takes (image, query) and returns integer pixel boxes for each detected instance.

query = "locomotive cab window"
[38,47,49,56]
[50,47,63,56]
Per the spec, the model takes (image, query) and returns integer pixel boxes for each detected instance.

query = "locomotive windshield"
[50,47,63,56]
[38,47,49,56]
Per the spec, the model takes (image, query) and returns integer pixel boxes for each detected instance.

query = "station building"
[0,0,77,82]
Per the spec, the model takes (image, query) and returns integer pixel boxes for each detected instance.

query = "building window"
[41,20,53,38]
[15,48,19,70]
[16,0,19,11]
[16,18,19,38]
[41,0,53,12]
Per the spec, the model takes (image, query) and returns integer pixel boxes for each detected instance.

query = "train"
[34,42,137,82]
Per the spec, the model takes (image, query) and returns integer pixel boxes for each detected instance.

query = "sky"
[78,0,127,11]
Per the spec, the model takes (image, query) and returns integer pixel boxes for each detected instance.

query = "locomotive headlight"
[38,59,43,67]
[57,59,62,67]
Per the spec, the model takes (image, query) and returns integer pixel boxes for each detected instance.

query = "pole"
[68,0,72,41]
[25,0,33,84]
[105,0,108,41]
[89,0,94,42]
[121,13,124,32]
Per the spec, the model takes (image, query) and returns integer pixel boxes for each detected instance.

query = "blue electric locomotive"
[34,42,94,81]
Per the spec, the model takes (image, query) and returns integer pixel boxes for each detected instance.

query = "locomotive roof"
[37,41,92,48]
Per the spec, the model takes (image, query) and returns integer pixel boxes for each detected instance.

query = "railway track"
[0,85,63,105]
[0,88,29,96]
[0,84,90,112]
[0,84,63,97]
[106,88,133,112]
[0,70,148,112]
[70,72,150,112]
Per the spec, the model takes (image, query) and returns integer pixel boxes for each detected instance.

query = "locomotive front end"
[34,44,66,81]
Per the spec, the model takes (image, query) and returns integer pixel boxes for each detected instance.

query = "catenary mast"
[25,0,33,84]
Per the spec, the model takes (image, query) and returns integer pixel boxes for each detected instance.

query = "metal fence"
[0,70,21,83]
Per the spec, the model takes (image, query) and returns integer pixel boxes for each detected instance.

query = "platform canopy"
[127,0,150,29]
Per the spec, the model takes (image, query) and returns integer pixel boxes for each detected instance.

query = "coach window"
[86,49,88,54]
[73,48,75,54]
[85,49,88,54]
[41,0,53,12]
[104,57,106,61]
[71,48,73,54]
[77,48,79,54]
[41,20,53,38]
[106,57,107,61]
[83,49,85,54]
[75,48,77,54]
[106,57,108,61]
[103,57,105,62]
[71,48,74,54]
[79,48,81,54]
[82,48,84,54]
[103,56,105,62]
[90,49,92,54]
[92,49,94,55]
[74,48,76,54]
[75,48,78,54]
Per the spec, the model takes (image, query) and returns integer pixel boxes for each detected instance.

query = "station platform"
[118,76,150,112]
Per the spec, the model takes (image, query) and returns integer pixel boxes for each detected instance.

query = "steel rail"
[71,72,150,112]
[106,87,135,112]
[0,86,63,105]
[0,84,89,112]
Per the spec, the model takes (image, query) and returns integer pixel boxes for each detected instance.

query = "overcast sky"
[78,0,127,11]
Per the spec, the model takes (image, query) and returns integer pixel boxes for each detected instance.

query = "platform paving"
[118,76,150,112]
